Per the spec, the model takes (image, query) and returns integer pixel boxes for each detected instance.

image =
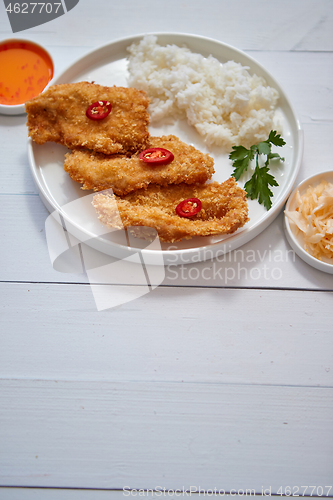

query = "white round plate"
[284,170,333,274]
[28,32,303,265]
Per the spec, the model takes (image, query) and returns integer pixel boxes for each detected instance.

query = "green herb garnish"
[229,130,286,210]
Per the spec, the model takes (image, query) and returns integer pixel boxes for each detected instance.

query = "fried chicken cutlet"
[64,135,215,195]
[25,82,150,154]
[92,178,249,242]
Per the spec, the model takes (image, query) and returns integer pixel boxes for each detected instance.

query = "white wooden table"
[0,1,332,498]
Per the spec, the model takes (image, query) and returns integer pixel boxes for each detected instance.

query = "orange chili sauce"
[0,40,53,105]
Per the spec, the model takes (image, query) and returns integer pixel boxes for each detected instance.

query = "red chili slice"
[176,198,202,218]
[86,100,112,120]
[139,147,174,165]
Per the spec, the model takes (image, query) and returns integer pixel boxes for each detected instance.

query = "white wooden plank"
[0,491,275,500]
[0,489,117,500]
[1,193,333,289]
[0,380,332,489]
[1,0,332,52]
[0,284,332,387]
[1,126,333,291]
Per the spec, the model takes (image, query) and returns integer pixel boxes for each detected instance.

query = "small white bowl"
[0,38,54,116]
[284,170,333,274]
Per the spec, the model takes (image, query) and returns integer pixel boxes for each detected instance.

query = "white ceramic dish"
[284,170,333,274]
[0,38,54,116]
[28,32,303,265]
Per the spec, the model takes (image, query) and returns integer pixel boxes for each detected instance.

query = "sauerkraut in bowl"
[284,171,333,273]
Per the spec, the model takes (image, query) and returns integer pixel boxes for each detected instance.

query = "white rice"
[127,35,280,151]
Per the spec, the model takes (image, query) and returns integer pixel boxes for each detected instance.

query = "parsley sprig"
[229,130,286,210]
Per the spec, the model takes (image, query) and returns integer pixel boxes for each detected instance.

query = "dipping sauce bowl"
[0,38,54,115]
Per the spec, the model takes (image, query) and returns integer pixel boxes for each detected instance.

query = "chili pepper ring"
[176,198,202,218]
[139,147,174,165]
[86,100,112,120]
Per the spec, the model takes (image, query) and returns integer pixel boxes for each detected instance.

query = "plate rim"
[28,31,303,265]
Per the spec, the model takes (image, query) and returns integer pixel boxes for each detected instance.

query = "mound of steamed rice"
[127,36,280,151]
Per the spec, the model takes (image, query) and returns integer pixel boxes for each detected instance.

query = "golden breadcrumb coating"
[64,135,215,195]
[92,178,249,242]
[25,81,150,154]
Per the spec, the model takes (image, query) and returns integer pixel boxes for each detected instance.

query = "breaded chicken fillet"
[92,177,249,242]
[64,135,215,195]
[25,82,150,154]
